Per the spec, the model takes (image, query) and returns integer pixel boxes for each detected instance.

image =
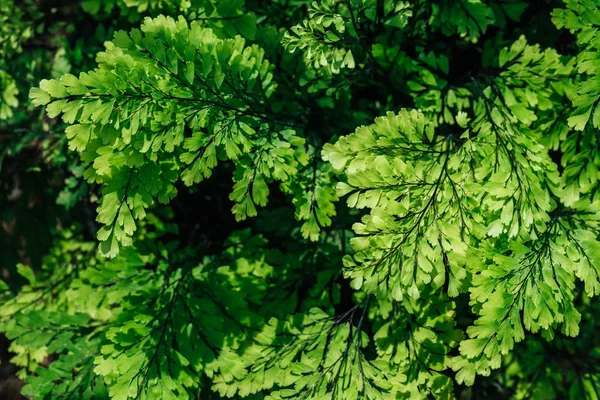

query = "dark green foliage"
[2,0,600,399]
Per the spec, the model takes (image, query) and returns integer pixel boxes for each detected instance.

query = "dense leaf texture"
[2,0,600,399]
[30,15,307,256]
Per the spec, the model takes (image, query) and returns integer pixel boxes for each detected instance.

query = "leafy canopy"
[1,0,600,399]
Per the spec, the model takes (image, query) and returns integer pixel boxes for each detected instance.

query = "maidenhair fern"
[2,0,600,399]
[30,16,308,256]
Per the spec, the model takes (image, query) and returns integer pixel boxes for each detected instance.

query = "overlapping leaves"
[455,207,600,384]
[30,15,307,257]
[214,302,405,399]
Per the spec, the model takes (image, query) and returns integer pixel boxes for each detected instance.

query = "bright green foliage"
[322,98,557,301]
[323,109,472,300]
[552,0,600,204]
[30,15,307,256]
[491,35,574,126]
[283,0,356,74]
[454,207,600,385]
[3,0,600,399]
[552,0,600,130]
